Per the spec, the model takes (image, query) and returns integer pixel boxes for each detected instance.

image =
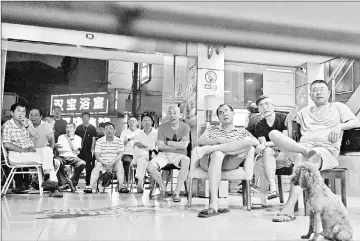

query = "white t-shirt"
[120,128,139,156]
[33,121,54,148]
[57,134,82,157]
[133,128,158,159]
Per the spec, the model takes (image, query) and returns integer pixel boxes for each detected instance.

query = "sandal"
[272,213,296,222]
[251,203,268,210]
[119,187,130,193]
[218,208,230,214]
[267,191,280,200]
[198,208,219,218]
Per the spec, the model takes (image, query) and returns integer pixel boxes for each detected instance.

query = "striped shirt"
[95,136,124,163]
[200,124,254,141]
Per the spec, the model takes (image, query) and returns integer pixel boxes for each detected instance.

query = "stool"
[303,167,347,215]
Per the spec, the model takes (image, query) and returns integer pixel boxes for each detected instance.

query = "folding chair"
[1,143,44,196]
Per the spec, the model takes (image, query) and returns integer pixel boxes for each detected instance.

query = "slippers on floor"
[267,191,280,200]
[198,208,219,218]
[272,213,296,222]
[218,208,230,214]
[251,203,268,210]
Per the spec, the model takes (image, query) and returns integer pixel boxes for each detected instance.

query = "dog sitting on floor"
[291,163,353,241]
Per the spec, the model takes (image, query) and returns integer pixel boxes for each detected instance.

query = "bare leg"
[269,130,310,156]
[147,162,166,191]
[208,151,225,211]
[90,162,103,192]
[115,161,125,189]
[197,140,252,158]
[262,147,277,193]
[173,156,190,195]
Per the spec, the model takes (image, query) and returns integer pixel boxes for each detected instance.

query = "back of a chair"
[1,143,11,168]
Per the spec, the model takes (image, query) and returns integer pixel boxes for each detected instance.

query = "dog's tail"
[333,224,353,241]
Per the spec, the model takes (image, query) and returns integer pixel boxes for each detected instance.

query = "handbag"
[341,128,360,153]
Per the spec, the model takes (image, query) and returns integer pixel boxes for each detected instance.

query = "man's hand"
[105,162,113,172]
[24,147,36,152]
[256,144,266,154]
[20,118,31,128]
[54,143,62,149]
[328,124,342,143]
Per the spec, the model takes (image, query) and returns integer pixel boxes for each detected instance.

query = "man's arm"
[198,138,227,146]
[3,142,24,152]
[167,141,189,150]
[94,152,107,166]
[157,140,178,152]
[47,133,55,149]
[109,151,124,167]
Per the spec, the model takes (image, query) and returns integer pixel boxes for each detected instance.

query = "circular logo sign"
[205,71,217,84]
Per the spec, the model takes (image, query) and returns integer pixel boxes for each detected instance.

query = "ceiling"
[3,1,359,58]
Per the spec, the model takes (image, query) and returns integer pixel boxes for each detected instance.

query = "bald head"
[168,105,181,124]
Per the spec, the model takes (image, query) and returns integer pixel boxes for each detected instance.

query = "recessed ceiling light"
[224,90,231,93]
[246,79,253,82]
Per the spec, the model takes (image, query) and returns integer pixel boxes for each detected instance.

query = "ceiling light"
[246,79,253,82]
[266,68,293,73]
[224,90,231,93]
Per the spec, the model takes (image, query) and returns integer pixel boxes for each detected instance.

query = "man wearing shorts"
[147,106,190,202]
[254,95,291,207]
[270,80,360,222]
[193,104,259,218]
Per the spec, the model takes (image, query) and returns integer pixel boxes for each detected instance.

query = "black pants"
[78,150,94,186]
[122,154,133,183]
[57,156,86,186]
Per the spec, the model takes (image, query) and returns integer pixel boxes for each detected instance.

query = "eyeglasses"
[258,102,272,108]
[311,88,328,93]
[218,109,231,116]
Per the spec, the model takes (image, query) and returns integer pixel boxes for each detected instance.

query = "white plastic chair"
[1,143,44,196]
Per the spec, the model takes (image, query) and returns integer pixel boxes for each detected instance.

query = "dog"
[291,163,353,241]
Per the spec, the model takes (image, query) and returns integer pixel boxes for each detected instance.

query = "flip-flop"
[218,208,230,214]
[251,203,268,210]
[272,213,296,222]
[267,191,280,200]
[198,208,219,218]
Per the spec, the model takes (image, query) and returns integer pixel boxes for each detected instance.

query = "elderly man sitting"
[193,104,259,218]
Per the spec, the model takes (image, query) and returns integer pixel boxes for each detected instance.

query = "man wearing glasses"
[253,95,292,208]
[270,80,360,222]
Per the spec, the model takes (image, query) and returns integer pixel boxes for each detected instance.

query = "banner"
[51,92,108,115]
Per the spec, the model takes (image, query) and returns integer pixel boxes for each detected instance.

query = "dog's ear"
[291,163,311,189]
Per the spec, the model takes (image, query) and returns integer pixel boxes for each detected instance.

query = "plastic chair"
[1,143,44,196]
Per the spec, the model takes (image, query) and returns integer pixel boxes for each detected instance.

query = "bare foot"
[194,146,210,160]
[307,149,321,163]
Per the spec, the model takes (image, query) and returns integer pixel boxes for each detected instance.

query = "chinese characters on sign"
[51,92,108,115]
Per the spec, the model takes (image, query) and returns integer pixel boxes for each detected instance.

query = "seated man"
[131,114,158,193]
[253,96,292,208]
[270,80,360,222]
[56,123,86,191]
[84,122,127,193]
[194,104,259,218]
[2,103,62,197]
[147,106,190,202]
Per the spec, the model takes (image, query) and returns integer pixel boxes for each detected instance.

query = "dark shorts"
[199,152,245,172]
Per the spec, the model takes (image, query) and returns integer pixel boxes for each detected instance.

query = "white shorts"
[284,142,339,170]
[150,152,188,170]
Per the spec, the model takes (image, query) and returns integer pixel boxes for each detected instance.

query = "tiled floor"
[2,187,360,241]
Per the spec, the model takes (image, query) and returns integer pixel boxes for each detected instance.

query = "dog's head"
[291,162,319,189]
